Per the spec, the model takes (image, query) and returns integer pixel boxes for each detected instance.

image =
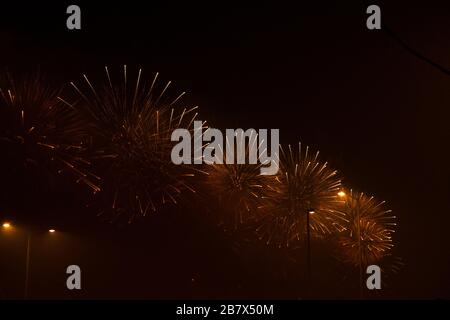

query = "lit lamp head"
[2,222,11,229]
[337,191,346,198]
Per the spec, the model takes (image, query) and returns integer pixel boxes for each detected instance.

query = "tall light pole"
[305,209,314,297]
[24,232,31,299]
[356,202,364,299]
[24,229,56,299]
[2,222,56,299]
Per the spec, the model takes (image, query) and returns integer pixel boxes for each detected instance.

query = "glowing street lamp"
[337,191,346,198]
[48,229,56,233]
[2,222,11,229]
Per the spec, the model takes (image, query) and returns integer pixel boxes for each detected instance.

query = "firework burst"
[335,190,397,267]
[65,66,202,222]
[0,72,97,200]
[257,142,345,247]
[204,133,276,230]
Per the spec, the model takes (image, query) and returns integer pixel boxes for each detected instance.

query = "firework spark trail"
[65,66,204,222]
[256,142,346,247]
[0,72,98,194]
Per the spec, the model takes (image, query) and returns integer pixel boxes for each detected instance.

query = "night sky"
[1,1,450,299]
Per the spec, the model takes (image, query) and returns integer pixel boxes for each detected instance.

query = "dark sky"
[1,1,450,299]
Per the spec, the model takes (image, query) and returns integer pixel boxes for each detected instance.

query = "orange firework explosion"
[204,135,276,229]
[257,142,345,247]
[336,190,396,267]
[0,72,97,194]
[65,66,203,222]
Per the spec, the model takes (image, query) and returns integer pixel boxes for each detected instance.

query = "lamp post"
[2,221,56,299]
[356,203,364,299]
[24,232,31,299]
[305,208,313,296]
[24,228,56,299]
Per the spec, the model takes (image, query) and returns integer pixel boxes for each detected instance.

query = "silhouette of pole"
[306,209,312,297]
[24,232,31,299]
[356,203,364,299]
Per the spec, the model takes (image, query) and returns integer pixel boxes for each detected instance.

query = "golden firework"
[336,190,396,267]
[0,72,97,193]
[204,135,276,229]
[257,142,345,247]
[66,66,202,222]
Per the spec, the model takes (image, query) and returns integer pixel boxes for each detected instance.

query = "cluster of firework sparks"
[0,67,401,290]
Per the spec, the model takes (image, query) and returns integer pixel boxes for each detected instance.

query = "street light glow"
[2,222,11,229]
[337,191,346,198]
[49,229,56,233]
